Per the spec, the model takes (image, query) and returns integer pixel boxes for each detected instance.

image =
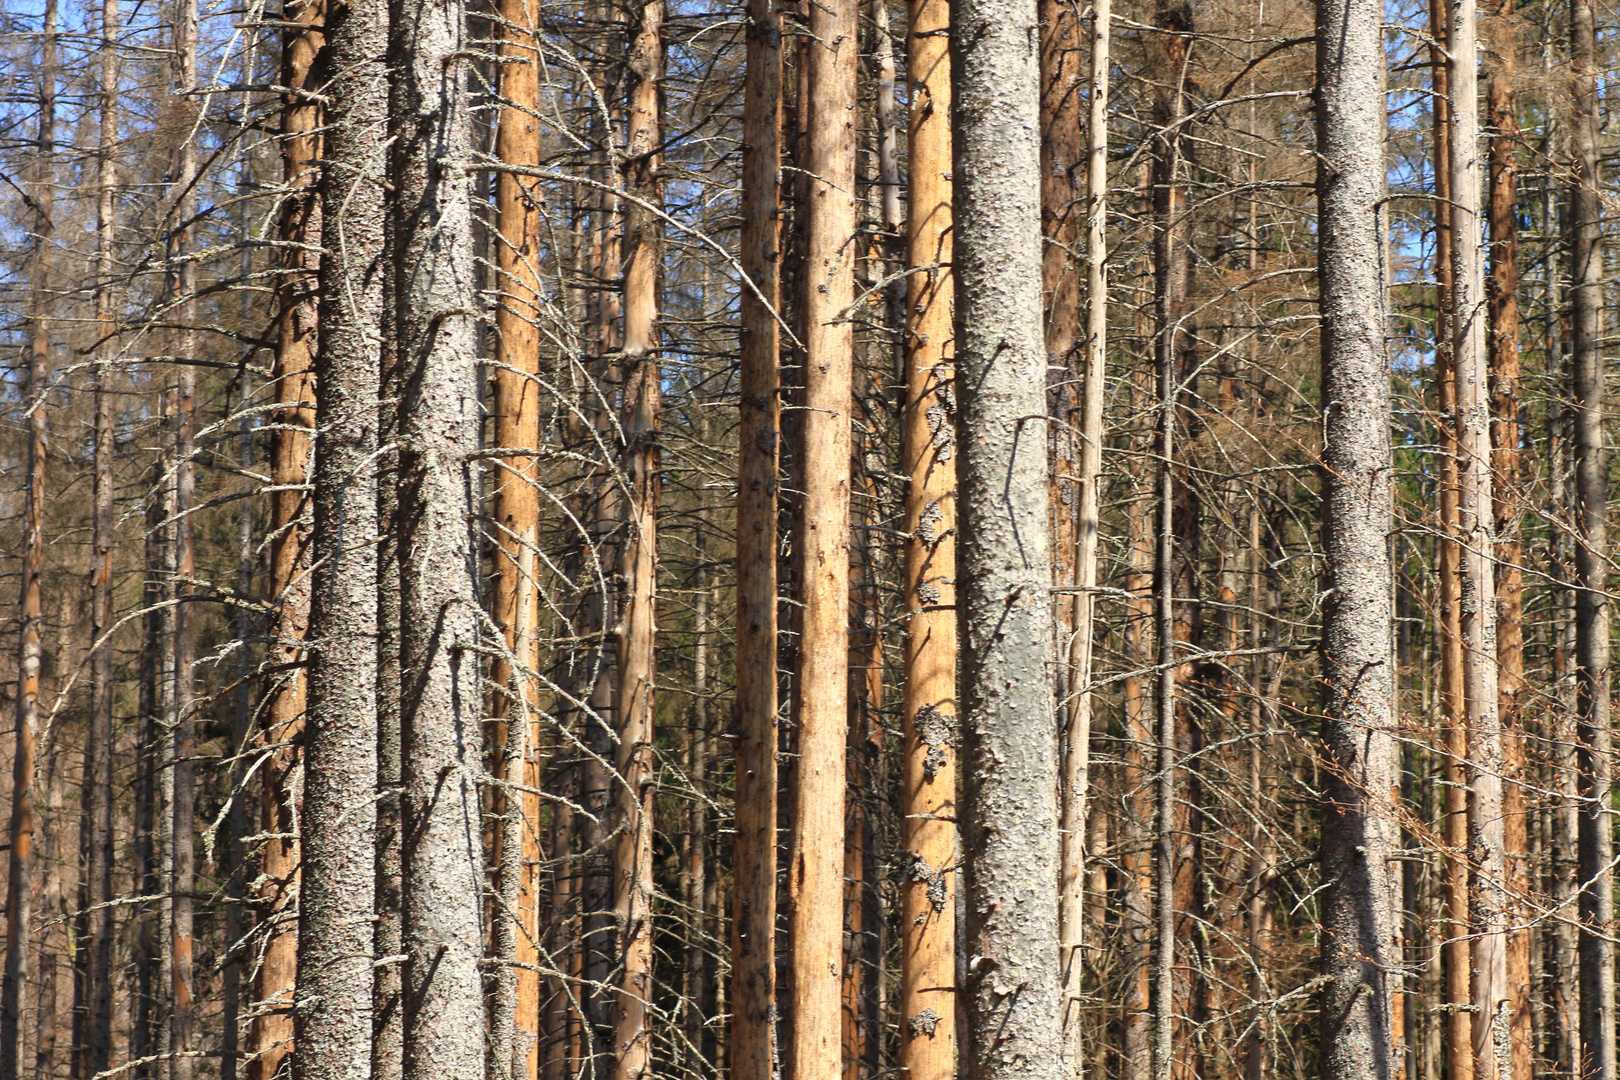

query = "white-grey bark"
[294,0,388,1075]
[1314,0,1398,1073]
[390,0,487,1071]
[950,0,1062,1070]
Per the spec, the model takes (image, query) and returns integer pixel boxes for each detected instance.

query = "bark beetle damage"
[902,849,950,915]
[915,703,954,781]
[907,1007,941,1038]
[926,385,954,461]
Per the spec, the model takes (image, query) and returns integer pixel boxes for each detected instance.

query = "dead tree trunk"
[1445,0,1508,1072]
[612,2,663,1072]
[787,0,856,1069]
[1484,5,1530,1075]
[730,0,782,1066]
[78,1,119,1070]
[1,5,54,1073]
[1314,0,1398,1070]
[1570,0,1612,1069]
[166,0,200,1068]
[250,4,324,1072]
[490,0,545,1066]
[293,0,387,1072]
[1060,1,1108,1067]
[390,0,486,1066]
[898,0,956,1065]
[950,0,1063,1067]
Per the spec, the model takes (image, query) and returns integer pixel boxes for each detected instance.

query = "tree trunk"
[1315,0,1398,1070]
[1484,6,1529,1076]
[490,0,544,1068]
[612,3,663,1072]
[1060,0,1108,1067]
[731,0,782,1064]
[250,4,324,1073]
[78,3,118,1070]
[1570,0,1612,1068]
[162,2,202,1072]
[1,5,53,1072]
[898,0,956,1065]
[293,0,387,1072]
[787,0,856,1068]
[1445,0,1508,1072]
[1427,0,1472,1070]
[390,0,486,1064]
[950,0,1063,1067]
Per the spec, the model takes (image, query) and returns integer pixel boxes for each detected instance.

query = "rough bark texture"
[899,0,956,1067]
[731,0,782,1070]
[1314,0,1398,1072]
[1484,5,1530,1075]
[1570,0,1612,1070]
[390,0,487,1070]
[731,0,781,1068]
[786,0,855,1068]
[251,3,324,1071]
[78,2,118,1069]
[949,0,1063,1067]
[293,0,387,1074]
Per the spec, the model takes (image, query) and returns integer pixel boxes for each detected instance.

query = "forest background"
[0,0,1602,1073]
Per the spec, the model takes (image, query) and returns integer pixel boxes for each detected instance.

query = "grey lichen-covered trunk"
[948,0,1062,1069]
[294,0,387,1075]
[1313,0,1398,1074]
[389,0,487,1071]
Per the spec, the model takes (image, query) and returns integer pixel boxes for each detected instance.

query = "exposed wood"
[786,0,856,1066]
[249,2,324,1071]
[898,0,956,1063]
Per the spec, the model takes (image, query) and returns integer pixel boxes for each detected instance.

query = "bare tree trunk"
[1484,6,1529,1075]
[1570,0,1612,1069]
[731,0,782,1065]
[1060,1,1108,1067]
[950,0,1063,1067]
[251,4,324,1073]
[390,0,486,1066]
[293,0,387,1073]
[787,0,855,1067]
[167,0,200,1062]
[78,4,119,1071]
[1444,0,1508,1071]
[490,0,544,1069]
[1426,0,1472,1069]
[898,0,955,1064]
[612,4,663,1072]
[1,5,53,1072]
[1315,0,1398,1071]
[1147,8,1193,1071]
